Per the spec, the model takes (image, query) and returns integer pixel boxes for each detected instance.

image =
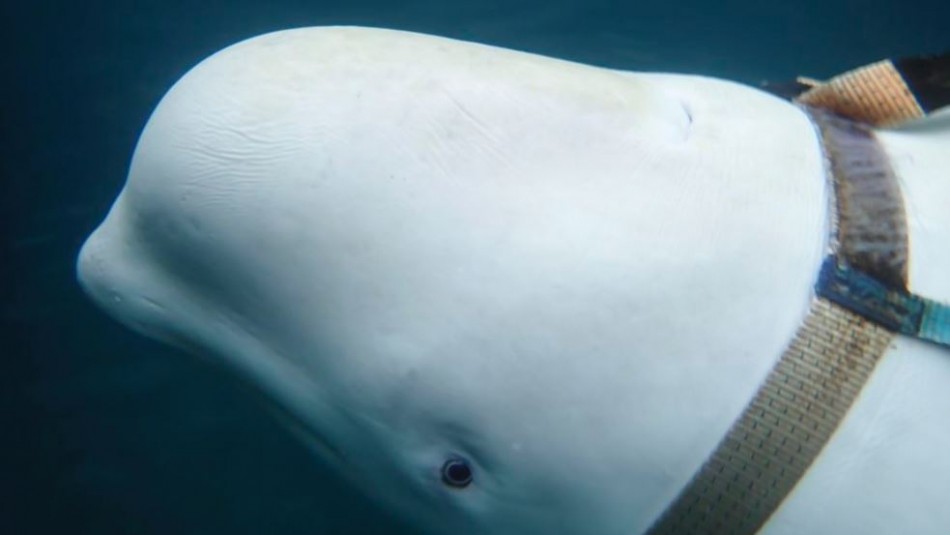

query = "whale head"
[77,27,825,534]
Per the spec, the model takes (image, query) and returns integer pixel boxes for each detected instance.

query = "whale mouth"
[268,397,348,463]
[78,217,349,468]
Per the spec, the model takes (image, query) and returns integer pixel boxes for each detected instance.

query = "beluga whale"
[77,27,950,534]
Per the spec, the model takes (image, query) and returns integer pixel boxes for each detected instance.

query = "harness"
[645,54,950,535]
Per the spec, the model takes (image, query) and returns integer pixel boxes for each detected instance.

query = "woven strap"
[645,299,892,535]
[796,60,924,127]
[804,107,908,288]
[819,258,950,349]
[788,53,950,128]
[643,54,950,534]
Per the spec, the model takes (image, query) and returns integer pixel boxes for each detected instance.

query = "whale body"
[77,27,950,534]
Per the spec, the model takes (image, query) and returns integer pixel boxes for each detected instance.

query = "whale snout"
[77,221,121,313]
[76,201,175,343]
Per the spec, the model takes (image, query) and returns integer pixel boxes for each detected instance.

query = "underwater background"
[3,0,948,533]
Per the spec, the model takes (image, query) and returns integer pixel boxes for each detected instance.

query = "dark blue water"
[3,1,947,533]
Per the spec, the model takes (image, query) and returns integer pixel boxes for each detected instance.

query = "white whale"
[76,27,950,534]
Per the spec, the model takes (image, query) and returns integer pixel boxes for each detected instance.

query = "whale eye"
[441,457,473,488]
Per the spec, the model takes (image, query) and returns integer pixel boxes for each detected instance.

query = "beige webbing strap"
[796,59,925,127]
[643,56,926,534]
[645,300,893,535]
